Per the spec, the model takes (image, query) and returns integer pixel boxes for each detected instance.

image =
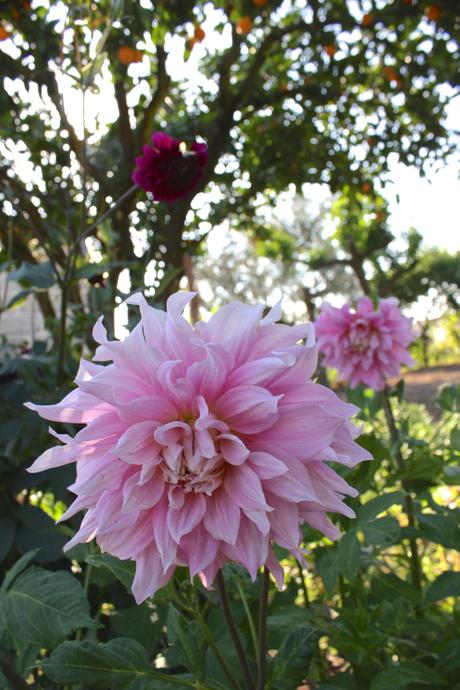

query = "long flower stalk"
[382,387,423,598]
[257,567,270,690]
[216,571,255,690]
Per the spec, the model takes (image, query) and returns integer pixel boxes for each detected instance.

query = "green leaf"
[418,514,460,551]
[0,566,95,650]
[424,571,460,605]
[371,574,421,605]
[370,661,446,689]
[356,492,404,525]
[337,529,361,580]
[43,638,194,689]
[1,549,39,593]
[9,261,55,289]
[449,429,460,452]
[362,517,400,546]
[271,625,318,690]
[315,549,338,597]
[318,672,357,689]
[111,605,162,652]
[86,552,135,590]
[437,385,459,412]
[167,605,206,681]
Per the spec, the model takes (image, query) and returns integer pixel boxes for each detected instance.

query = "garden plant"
[0,1,459,690]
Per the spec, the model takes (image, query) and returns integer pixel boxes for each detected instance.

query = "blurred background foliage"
[0,0,459,688]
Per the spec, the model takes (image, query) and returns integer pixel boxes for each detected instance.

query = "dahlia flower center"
[157,420,228,496]
[157,151,200,189]
[349,320,373,353]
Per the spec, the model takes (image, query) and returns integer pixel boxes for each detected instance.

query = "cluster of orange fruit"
[109,0,443,66]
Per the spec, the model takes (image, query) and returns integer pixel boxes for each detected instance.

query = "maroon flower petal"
[132,131,208,201]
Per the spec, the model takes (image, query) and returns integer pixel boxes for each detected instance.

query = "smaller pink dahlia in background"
[132,132,208,201]
[27,293,370,603]
[315,296,415,390]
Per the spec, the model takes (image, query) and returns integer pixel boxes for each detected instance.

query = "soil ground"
[402,363,460,409]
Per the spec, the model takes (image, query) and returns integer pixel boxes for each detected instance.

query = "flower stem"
[295,559,309,607]
[216,571,255,690]
[194,608,241,690]
[237,582,259,663]
[257,567,270,690]
[382,387,423,600]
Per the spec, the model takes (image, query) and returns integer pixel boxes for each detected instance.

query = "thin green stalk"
[295,559,309,607]
[256,568,270,690]
[382,387,423,600]
[216,571,255,690]
[194,608,242,690]
[236,582,259,662]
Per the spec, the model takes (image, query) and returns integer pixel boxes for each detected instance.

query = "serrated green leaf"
[450,429,460,451]
[270,625,318,690]
[43,638,194,689]
[111,605,162,651]
[371,574,421,605]
[9,261,55,289]
[315,548,338,597]
[86,552,135,590]
[419,514,460,551]
[167,605,206,681]
[370,661,446,690]
[424,571,460,605]
[337,529,360,580]
[1,549,39,593]
[357,492,404,525]
[362,516,400,546]
[0,566,95,650]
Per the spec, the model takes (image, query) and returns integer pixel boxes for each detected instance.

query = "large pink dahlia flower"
[27,293,370,603]
[132,131,208,201]
[315,296,415,390]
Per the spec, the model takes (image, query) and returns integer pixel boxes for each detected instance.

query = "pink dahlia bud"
[132,131,208,201]
[316,296,415,390]
[27,293,370,603]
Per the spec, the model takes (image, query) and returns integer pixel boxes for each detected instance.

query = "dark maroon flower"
[132,132,208,201]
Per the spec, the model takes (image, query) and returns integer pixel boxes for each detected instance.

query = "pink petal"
[167,492,206,543]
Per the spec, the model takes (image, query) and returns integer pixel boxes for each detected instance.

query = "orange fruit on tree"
[324,43,337,57]
[236,16,253,34]
[117,46,143,64]
[0,26,11,41]
[194,24,205,42]
[252,0,268,5]
[424,4,441,21]
[362,13,373,27]
[383,66,398,81]
[361,182,372,194]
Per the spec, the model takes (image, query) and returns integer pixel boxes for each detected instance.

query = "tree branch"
[138,45,171,145]
[114,78,135,165]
